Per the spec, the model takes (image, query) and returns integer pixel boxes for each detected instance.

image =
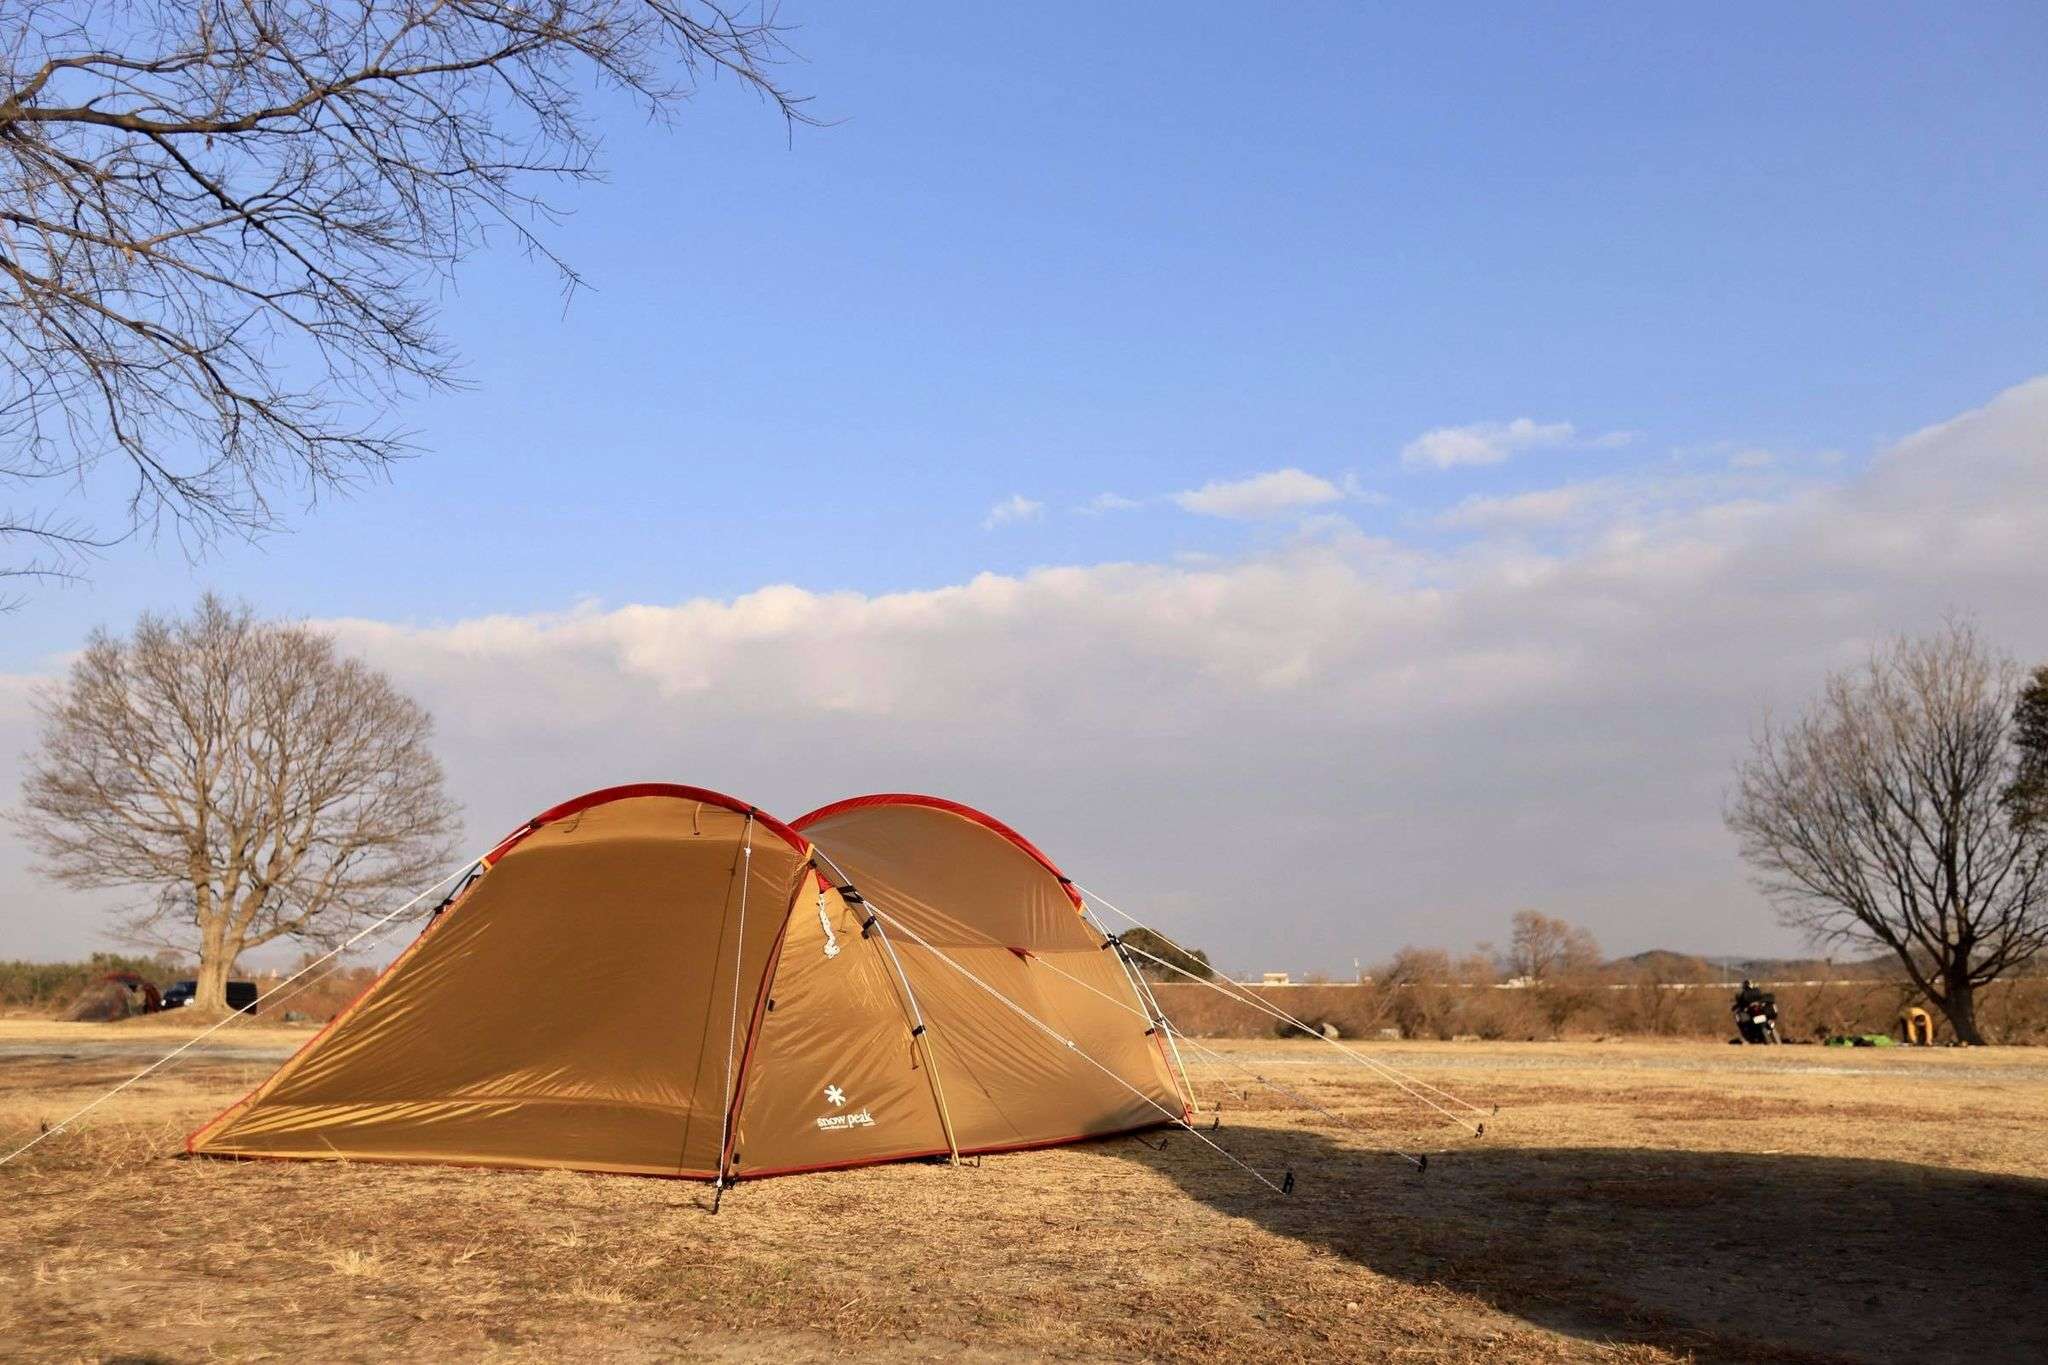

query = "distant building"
[1260,971,1291,986]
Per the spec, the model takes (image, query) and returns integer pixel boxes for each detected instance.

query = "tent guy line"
[850,894,1295,1198]
[1113,936,1490,1137]
[1070,880,1496,1133]
[1160,1024,1431,1171]
[0,847,491,1171]
[1012,943,1430,1170]
[1072,876,1498,1118]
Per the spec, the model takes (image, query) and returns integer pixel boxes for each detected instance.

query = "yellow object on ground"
[1900,1006,1935,1046]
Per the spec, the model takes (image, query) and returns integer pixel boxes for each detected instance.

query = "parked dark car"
[160,980,259,1013]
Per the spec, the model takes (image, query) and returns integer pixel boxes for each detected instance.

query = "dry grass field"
[3,1020,2045,1363]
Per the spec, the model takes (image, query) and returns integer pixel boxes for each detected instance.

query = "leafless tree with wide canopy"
[0,2,807,590]
[1504,909,1603,1035]
[11,595,460,1013]
[1728,622,2048,1044]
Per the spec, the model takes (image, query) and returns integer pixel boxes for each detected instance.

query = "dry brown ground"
[2,1022,2044,1364]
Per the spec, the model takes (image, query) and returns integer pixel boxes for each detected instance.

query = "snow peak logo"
[814,1083,874,1131]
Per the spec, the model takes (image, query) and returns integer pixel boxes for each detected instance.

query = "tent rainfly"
[187,785,1188,1182]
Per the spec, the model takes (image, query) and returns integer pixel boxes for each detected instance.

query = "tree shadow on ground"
[1113,1125,2048,1364]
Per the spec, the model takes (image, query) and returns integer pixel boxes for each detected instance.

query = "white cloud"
[1077,492,1142,515]
[1434,464,1808,538]
[1402,417,1576,468]
[1437,484,1601,530]
[1171,468,1343,519]
[6,379,2047,973]
[981,493,1043,529]
[1292,512,1363,541]
[1340,472,1391,506]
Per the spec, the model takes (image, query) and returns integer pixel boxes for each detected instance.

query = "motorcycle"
[1734,994,1781,1044]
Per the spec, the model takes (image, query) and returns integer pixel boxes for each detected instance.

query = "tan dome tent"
[187,785,1187,1183]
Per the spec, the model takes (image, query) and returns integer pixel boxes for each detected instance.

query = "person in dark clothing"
[1732,979,1779,1042]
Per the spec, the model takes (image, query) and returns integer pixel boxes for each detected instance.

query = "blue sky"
[5,4,2047,967]
[9,2,2043,648]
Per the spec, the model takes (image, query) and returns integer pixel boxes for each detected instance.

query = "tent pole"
[826,880,962,1167]
[1125,952,1200,1118]
[869,905,963,1166]
[1083,904,1199,1119]
[807,851,963,1165]
[897,945,963,1161]
[712,816,757,1207]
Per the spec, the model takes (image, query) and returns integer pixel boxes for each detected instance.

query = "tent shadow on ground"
[1108,1124,2048,1364]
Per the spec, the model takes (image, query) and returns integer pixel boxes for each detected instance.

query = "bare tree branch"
[0,2,811,589]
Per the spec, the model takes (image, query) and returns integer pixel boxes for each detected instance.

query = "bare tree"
[1727,623,2048,1044]
[1505,909,1601,984]
[0,2,808,585]
[1504,909,1602,1034]
[1378,946,1458,1040]
[10,594,460,1013]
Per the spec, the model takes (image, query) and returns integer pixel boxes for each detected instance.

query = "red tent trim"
[792,793,1086,909]
[485,782,809,864]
